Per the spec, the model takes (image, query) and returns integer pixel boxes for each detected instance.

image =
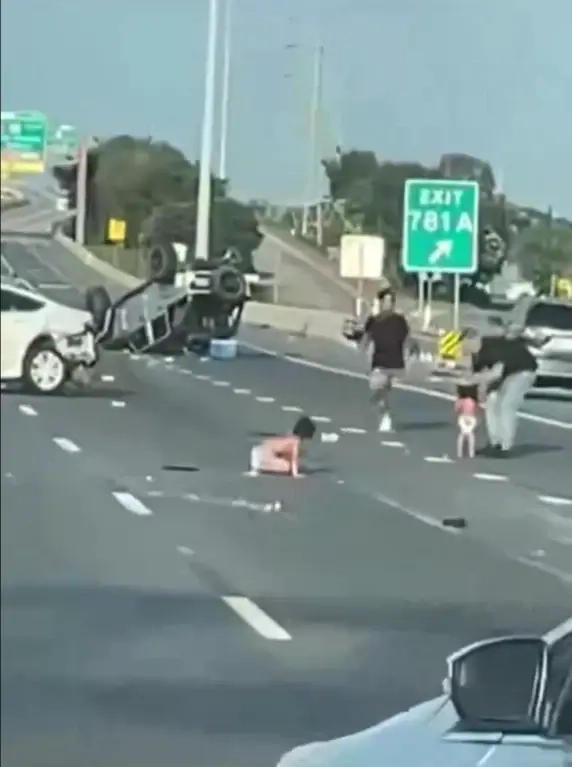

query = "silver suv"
[508,296,572,389]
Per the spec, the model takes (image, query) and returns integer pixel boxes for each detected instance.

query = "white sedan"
[1,278,98,394]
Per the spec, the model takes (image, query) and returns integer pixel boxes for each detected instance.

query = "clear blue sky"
[1,0,570,213]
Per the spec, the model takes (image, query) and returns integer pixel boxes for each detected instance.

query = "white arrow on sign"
[428,239,453,265]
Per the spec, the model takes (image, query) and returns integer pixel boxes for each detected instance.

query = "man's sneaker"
[378,414,393,433]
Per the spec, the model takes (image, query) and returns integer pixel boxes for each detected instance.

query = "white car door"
[0,287,46,379]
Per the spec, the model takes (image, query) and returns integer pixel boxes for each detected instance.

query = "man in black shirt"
[472,322,538,455]
[348,288,409,432]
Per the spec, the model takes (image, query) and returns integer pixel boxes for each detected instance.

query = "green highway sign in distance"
[401,179,479,274]
[1,110,48,174]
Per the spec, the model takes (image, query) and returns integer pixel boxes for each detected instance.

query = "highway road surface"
[1,231,571,767]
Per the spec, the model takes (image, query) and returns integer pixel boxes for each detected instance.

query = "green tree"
[140,198,262,272]
[512,221,572,290]
[52,134,262,266]
[320,148,570,286]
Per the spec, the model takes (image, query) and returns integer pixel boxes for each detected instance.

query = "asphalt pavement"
[2,233,571,767]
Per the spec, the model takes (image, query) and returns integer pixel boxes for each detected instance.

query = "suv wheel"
[23,340,68,394]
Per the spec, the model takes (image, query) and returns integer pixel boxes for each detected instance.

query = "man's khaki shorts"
[368,368,403,393]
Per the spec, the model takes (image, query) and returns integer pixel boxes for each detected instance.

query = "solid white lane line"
[240,341,572,430]
[473,472,508,482]
[18,404,37,416]
[221,596,291,641]
[53,437,81,453]
[538,495,572,507]
[340,427,367,434]
[112,491,153,516]
[516,556,572,585]
[375,492,461,535]
[281,405,302,412]
[233,388,251,394]
[256,396,275,403]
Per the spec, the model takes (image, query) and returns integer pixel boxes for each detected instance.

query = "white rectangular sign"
[339,234,385,280]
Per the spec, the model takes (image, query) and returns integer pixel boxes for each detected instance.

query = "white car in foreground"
[278,618,571,766]
[1,278,98,394]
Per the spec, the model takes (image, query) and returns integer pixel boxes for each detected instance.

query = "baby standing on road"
[248,416,317,477]
[455,382,480,459]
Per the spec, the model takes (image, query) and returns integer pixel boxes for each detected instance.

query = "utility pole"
[218,0,232,183]
[194,0,219,261]
[75,141,88,246]
[301,42,324,239]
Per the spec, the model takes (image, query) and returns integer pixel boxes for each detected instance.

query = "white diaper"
[458,414,477,435]
[250,445,264,471]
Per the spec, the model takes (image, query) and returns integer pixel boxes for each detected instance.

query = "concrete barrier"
[54,231,141,289]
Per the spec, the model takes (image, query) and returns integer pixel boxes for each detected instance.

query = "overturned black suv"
[87,241,259,355]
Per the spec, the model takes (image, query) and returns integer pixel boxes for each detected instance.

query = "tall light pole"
[301,43,324,239]
[75,142,88,246]
[218,0,232,182]
[194,0,219,261]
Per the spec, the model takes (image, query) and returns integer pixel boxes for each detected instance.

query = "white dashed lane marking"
[18,404,37,416]
[194,374,210,381]
[112,491,153,516]
[212,380,230,387]
[233,388,251,394]
[281,405,303,413]
[111,400,126,408]
[381,440,405,448]
[311,415,332,423]
[101,374,115,382]
[473,472,508,482]
[424,455,454,464]
[256,396,275,403]
[53,437,81,454]
[340,427,367,434]
[221,596,292,641]
[538,495,572,507]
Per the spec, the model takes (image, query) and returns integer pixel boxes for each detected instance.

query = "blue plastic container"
[209,338,238,360]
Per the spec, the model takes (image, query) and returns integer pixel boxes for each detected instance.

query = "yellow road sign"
[438,330,464,361]
[555,277,572,299]
[107,218,126,243]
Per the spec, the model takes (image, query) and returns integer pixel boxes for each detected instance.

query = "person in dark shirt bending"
[353,288,410,432]
[472,322,538,456]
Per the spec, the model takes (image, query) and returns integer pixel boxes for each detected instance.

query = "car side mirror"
[448,636,547,727]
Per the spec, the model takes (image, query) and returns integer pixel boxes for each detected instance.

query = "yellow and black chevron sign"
[438,330,464,361]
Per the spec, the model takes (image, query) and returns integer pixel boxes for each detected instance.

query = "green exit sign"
[1,110,48,174]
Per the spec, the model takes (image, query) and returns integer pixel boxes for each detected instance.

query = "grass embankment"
[88,244,145,278]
